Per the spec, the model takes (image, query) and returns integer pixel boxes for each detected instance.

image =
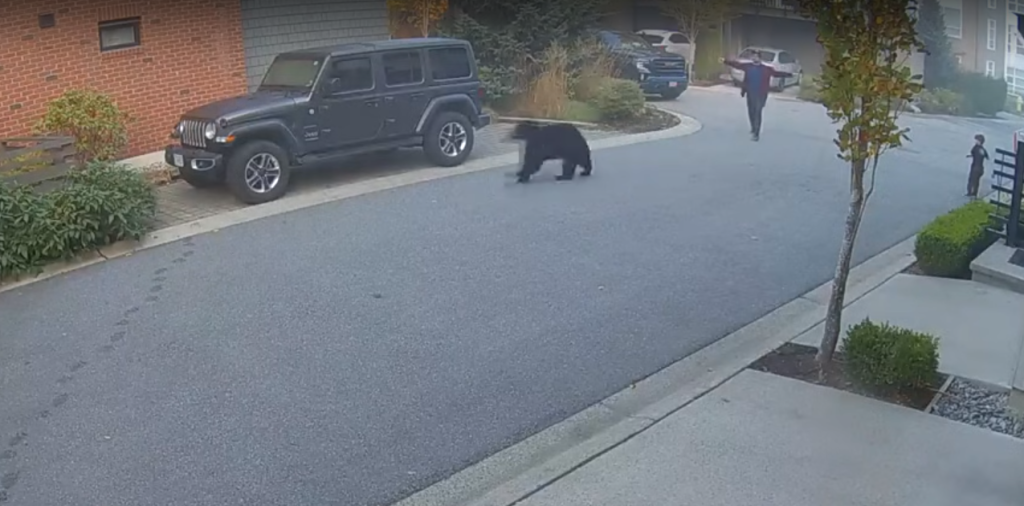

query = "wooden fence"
[0,136,77,193]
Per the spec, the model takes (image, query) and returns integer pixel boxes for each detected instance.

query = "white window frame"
[943,8,963,38]
[940,0,963,38]
[987,60,997,77]
[955,54,963,65]
[989,19,998,50]
[1012,22,1024,54]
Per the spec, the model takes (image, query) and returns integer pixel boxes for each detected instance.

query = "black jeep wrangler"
[165,38,491,204]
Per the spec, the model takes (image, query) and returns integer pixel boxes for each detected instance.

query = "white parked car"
[728,46,803,90]
[636,29,692,59]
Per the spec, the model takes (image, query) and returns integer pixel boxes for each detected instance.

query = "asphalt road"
[0,89,1017,506]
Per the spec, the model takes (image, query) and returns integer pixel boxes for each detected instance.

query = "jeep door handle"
[365,100,380,107]
[410,93,425,100]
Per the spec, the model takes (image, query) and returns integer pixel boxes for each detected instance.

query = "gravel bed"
[931,378,1024,439]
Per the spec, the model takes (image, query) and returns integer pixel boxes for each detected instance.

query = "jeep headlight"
[635,60,650,73]
[203,123,217,140]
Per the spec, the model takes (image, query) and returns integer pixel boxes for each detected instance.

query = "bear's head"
[510,121,543,141]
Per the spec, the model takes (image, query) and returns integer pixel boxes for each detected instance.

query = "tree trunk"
[688,35,699,79]
[816,157,867,368]
[421,1,429,37]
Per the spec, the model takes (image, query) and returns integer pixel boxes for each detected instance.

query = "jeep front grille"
[180,119,208,148]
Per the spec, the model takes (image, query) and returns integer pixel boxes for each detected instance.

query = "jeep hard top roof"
[282,38,471,59]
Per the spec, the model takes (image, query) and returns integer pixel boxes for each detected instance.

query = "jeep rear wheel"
[178,166,224,189]
[423,112,474,167]
[225,141,292,205]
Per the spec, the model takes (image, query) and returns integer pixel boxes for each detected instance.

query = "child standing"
[966,134,989,199]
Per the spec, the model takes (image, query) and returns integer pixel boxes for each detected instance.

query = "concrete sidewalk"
[501,259,1024,506]
[794,273,1024,389]
[517,369,1024,506]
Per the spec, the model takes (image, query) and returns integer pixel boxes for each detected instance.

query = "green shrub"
[914,200,997,278]
[591,78,645,121]
[36,89,131,163]
[0,162,156,280]
[916,87,965,115]
[841,319,940,391]
[478,65,521,104]
[560,100,602,123]
[1005,92,1022,115]
[953,72,1007,116]
[797,76,822,103]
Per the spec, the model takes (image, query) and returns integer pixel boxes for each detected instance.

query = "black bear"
[510,121,593,183]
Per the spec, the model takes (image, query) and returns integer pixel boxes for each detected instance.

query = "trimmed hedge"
[953,72,1007,117]
[0,162,156,280]
[841,319,940,391]
[914,200,997,278]
[916,88,965,115]
[797,75,822,103]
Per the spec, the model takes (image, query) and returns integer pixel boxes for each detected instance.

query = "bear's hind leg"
[555,160,576,181]
[579,153,593,177]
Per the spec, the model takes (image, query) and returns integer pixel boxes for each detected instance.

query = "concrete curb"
[924,375,955,414]
[495,116,602,129]
[394,232,919,506]
[0,109,702,294]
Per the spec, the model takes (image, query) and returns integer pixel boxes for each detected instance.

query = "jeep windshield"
[600,31,655,52]
[258,56,324,93]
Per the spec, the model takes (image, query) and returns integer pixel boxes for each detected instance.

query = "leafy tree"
[437,0,605,101]
[796,0,924,370]
[661,0,741,75]
[387,0,449,37]
[917,0,957,88]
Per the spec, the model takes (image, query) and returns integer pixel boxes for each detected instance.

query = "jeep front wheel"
[225,141,292,205]
[423,112,474,167]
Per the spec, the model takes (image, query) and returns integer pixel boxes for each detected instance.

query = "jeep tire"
[225,140,292,205]
[423,111,474,167]
[178,166,224,189]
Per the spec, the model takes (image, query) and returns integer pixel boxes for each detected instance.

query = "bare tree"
[661,0,741,76]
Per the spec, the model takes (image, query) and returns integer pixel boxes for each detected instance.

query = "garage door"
[240,0,390,90]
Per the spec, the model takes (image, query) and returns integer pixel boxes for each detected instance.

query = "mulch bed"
[901,260,974,280]
[601,107,681,134]
[749,342,946,411]
[901,261,926,276]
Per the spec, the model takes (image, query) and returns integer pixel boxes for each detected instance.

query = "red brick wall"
[0,0,248,157]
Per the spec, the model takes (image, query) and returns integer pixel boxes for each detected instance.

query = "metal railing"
[988,141,1024,247]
